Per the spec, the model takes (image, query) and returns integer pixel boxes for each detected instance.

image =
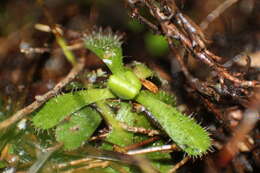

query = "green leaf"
[32,88,115,129]
[55,107,102,150]
[123,104,173,173]
[0,160,6,169]
[84,31,125,74]
[97,101,133,148]
[136,91,211,156]
[116,102,136,127]
[142,90,176,106]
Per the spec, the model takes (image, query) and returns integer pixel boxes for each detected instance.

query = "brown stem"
[215,109,259,167]
[200,0,239,30]
[168,156,190,173]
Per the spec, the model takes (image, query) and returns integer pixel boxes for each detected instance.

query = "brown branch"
[0,58,85,130]
[124,136,160,151]
[127,5,160,32]
[215,108,259,167]
[61,161,110,173]
[168,156,190,173]
[200,0,239,30]
[127,144,178,155]
[20,42,84,55]
[28,143,63,173]
[125,0,259,88]
[120,122,160,136]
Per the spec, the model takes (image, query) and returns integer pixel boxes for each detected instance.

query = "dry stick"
[61,161,110,173]
[20,42,84,54]
[200,0,239,30]
[35,23,63,34]
[89,132,109,141]
[215,108,259,167]
[124,136,160,151]
[120,122,160,136]
[0,58,85,130]
[163,20,258,87]
[57,158,94,169]
[77,161,110,170]
[81,145,158,173]
[22,23,84,55]
[28,143,63,173]
[128,6,160,32]
[168,156,190,173]
[127,144,178,155]
[162,24,216,97]
[20,47,51,54]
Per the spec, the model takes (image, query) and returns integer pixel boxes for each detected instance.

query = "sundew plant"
[31,29,211,172]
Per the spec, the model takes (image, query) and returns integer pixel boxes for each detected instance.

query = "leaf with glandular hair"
[84,29,125,74]
[136,90,211,156]
[55,107,102,150]
[32,88,115,129]
[142,90,176,106]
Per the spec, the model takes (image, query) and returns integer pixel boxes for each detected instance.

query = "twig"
[0,58,85,130]
[28,143,63,173]
[20,46,51,54]
[77,160,110,170]
[82,145,159,173]
[200,0,239,30]
[20,42,84,55]
[57,158,94,169]
[89,132,109,141]
[127,144,178,155]
[120,122,160,136]
[35,23,63,34]
[215,108,259,167]
[61,160,110,173]
[124,136,160,151]
[36,1,77,66]
[168,156,190,173]
[128,6,160,32]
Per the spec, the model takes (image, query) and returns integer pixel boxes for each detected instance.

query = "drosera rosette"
[83,28,212,156]
[31,27,211,158]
